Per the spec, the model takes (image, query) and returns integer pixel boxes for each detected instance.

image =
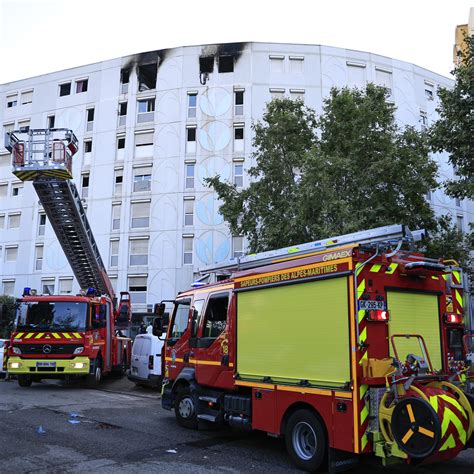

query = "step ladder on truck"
[4,128,132,387]
[154,223,473,471]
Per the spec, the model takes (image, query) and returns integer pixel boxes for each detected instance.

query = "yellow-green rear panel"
[387,291,442,370]
[237,277,350,386]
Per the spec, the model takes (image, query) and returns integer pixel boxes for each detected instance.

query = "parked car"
[0,339,9,379]
[128,332,164,388]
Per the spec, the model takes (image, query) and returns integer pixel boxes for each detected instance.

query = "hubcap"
[293,421,317,461]
[178,397,194,419]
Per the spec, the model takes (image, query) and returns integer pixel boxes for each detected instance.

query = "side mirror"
[152,314,169,337]
[154,303,166,316]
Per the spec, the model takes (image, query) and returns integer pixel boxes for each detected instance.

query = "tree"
[206,98,317,252]
[0,295,16,339]
[207,86,439,253]
[430,35,474,199]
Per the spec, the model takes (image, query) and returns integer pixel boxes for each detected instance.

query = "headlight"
[72,362,86,369]
[73,346,84,355]
[12,346,21,355]
[10,362,20,369]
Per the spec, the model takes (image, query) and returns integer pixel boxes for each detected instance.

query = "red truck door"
[193,291,232,387]
[165,298,192,380]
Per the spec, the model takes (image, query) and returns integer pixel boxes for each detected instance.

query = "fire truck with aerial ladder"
[156,224,474,471]
[4,128,132,387]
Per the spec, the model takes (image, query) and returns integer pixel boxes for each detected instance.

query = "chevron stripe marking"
[386,263,398,275]
[63,333,72,339]
[439,434,456,452]
[359,384,368,400]
[359,350,368,365]
[14,332,24,339]
[35,332,45,339]
[358,309,366,324]
[357,279,365,298]
[439,394,467,419]
[359,327,367,344]
[360,406,369,425]
[73,332,81,338]
[370,264,382,273]
[52,333,61,339]
[452,271,460,285]
[361,433,368,451]
[24,333,34,339]
[454,289,463,307]
[441,407,466,444]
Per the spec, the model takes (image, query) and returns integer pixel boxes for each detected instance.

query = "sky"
[0,0,472,84]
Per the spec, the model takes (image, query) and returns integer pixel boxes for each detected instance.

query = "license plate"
[36,362,56,368]
[358,300,386,311]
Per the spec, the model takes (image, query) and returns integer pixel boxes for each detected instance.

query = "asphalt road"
[0,376,473,473]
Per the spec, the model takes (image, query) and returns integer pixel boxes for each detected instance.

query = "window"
[117,136,126,149]
[270,55,284,73]
[0,183,7,197]
[81,173,89,198]
[420,110,428,130]
[110,239,119,267]
[8,213,20,228]
[5,246,18,262]
[86,107,94,132]
[137,98,155,123]
[232,236,244,259]
[200,56,214,74]
[169,298,191,338]
[289,56,304,73]
[190,299,205,338]
[18,119,30,131]
[112,203,121,231]
[234,125,244,152]
[233,162,243,187]
[59,278,73,294]
[3,123,14,144]
[456,215,463,232]
[35,245,44,271]
[186,126,196,154]
[11,183,23,197]
[2,280,15,296]
[133,166,152,192]
[47,114,55,128]
[21,90,33,105]
[114,169,123,194]
[270,88,285,99]
[290,89,305,101]
[42,279,55,295]
[218,55,234,73]
[0,214,4,228]
[128,276,147,304]
[234,90,244,116]
[6,94,17,108]
[84,140,92,153]
[375,68,392,95]
[201,293,229,338]
[120,68,130,94]
[59,82,71,96]
[76,79,88,93]
[187,93,197,118]
[131,201,150,228]
[424,82,434,101]
[185,163,195,189]
[135,131,154,158]
[129,238,149,266]
[455,197,461,207]
[38,213,46,236]
[347,62,366,88]
[118,101,127,126]
[183,236,193,265]
[184,199,194,226]
[138,63,157,92]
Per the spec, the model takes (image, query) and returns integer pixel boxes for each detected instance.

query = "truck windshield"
[15,301,88,331]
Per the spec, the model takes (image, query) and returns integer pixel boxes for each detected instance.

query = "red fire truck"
[4,128,132,387]
[159,225,473,471]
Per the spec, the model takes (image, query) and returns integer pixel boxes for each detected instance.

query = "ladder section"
[198,224,426,276]
[33,178,111,296]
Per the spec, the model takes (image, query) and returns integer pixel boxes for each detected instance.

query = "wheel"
[174,385,198,429]
[18,375,32,387]
[86,358,102,388]
[285,409,327,472]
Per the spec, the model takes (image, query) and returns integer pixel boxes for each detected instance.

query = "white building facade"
[0,42,471,309]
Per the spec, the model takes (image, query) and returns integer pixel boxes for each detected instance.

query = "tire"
[174,385,198,429]
[285,409,327,472]
[86,358,102,388]
[18,375,32,387]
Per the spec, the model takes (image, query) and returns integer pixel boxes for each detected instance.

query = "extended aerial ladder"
[5,128,130,319]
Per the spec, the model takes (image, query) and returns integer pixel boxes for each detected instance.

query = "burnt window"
[59,82,71,96]
[218,56,234,73]
[121,68,130,84]
[138,63,157,92]
[200,56,214,74]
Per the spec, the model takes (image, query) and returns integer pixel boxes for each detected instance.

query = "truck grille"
[14,344,82,355]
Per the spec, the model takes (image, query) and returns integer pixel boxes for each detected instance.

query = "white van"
[128,332,164,388]
[0,339,8,379]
